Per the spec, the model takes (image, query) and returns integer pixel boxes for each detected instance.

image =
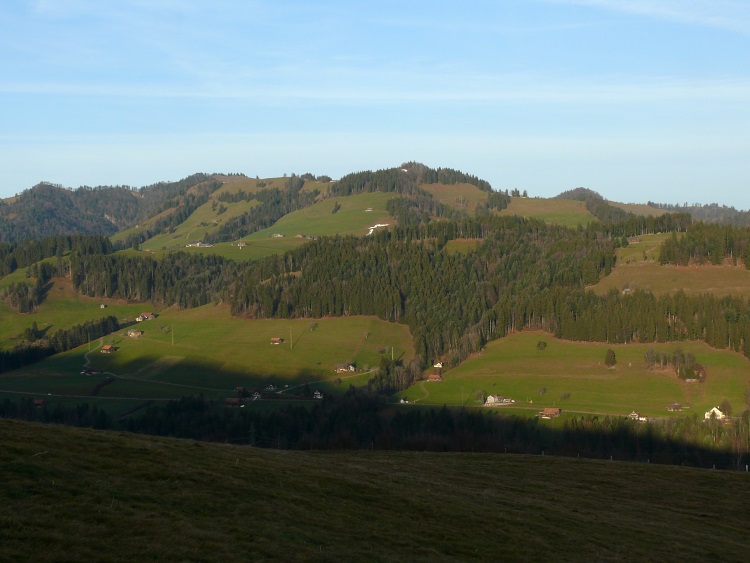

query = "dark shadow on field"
[5,388,749,471]
[86,354,342,397]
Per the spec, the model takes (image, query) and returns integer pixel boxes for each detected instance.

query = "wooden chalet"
[101,345,113,354]
[270,337,284,345]
[539,407,561,419]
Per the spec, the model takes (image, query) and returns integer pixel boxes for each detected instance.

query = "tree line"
[2,388,748,470]
[0,234,113,277]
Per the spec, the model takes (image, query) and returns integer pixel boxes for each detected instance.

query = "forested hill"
[0,173,212,243]
[1,164,505,247]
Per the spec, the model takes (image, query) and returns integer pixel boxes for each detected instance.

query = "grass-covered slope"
[0,308,414,416]
[591,233,750,298]
[419,181,489,214]
[400,331,750,417]
[1,418,748,561]
[500,197,595,227]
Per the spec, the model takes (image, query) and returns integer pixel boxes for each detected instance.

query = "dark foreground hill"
[1,419,748,561]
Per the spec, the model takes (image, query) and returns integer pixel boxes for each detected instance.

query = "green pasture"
[2,307,414,409]
[616,232,673,264]
[399,331,750,417]
[592,232,750,298]
[419,182,488,215]
[117,190,394,260]
[444,238,481,255]
[247,191,394,239]
[500,197,595,227]
[610,201,666,217]
[138,199,259,252]
[593,261,750,298]
[0,276,161,349]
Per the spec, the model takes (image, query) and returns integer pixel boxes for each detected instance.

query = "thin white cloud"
[2,73,749,106]
[546,0,750,34]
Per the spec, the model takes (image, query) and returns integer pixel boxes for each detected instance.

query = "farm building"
[101,345,113,354]
[127,330,143,338]
[136,312,155,322]
[334,363,355,373]
[667,403,682,412]
[485,395,514,407]
[628,411,648,423]
[704,407,726,420]
[427,373,442,382]
[539,407,561,419]
[270,338,284,345]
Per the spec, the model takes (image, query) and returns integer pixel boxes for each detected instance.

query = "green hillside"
[0,308,414,416]
[500,197,595,227]
[247,191,394,239]
[2,418,748,561]
[0,276,159,349]
[591,233,750,298]
[419,181,489,214]
[399,331,750,417]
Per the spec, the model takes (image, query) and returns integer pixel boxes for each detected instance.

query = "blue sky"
[1,0,749,208]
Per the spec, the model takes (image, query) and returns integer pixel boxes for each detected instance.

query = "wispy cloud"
[3,72,750,107]
[546,0,750,34]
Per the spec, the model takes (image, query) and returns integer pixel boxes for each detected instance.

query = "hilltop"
[2,417,749,561]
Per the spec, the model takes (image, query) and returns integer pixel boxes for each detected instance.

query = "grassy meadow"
[2,417,749,561]
[419,182,488,214]
[500,197,595,227]
[0,305,414,415]
[0,276,161,349]
[399,331,750,418]
[120,191,396,261]
[247,191,394,239]
[590,233,750,298]
[444,238,482,254]
[610,201,666,216]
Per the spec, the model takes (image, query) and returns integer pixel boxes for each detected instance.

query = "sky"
[1,0,749,208]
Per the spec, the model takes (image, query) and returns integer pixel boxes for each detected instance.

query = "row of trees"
[3,389,749,469]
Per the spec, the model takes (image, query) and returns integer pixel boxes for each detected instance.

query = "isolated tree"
[720,398,733,417]
[605,348,617,367]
